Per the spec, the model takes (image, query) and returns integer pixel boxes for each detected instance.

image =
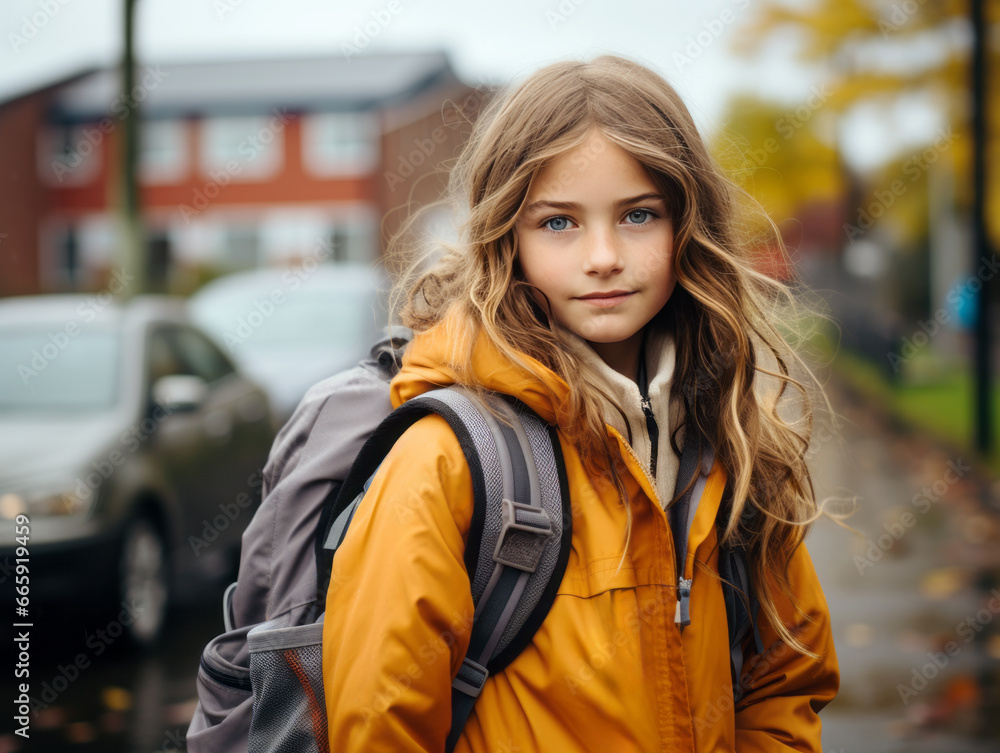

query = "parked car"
[188,263,389,426]
[0,294,274,645]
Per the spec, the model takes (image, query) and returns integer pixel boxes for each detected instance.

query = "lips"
[576,290,634,307]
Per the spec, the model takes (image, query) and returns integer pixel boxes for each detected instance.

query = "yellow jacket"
[322,316,839,752]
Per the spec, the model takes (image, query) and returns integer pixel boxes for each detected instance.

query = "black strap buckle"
[452,656,489,698]
[493,498,554,573]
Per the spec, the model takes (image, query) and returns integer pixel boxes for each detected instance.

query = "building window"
[301,112,378,177]
[326,219,376,265]
[222,225,261,270]
[59,227,80,286]
[38,124,101,187]
[257,209,376,266]
[147,230,172,292]
[200,116,283,180]
[140,120,188,184]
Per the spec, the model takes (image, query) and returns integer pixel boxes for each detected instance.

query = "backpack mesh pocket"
[247,618,328,753]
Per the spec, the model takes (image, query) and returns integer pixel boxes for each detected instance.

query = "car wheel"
[116,516,170,647]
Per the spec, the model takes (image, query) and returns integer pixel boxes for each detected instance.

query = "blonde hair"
[388,54,842,659]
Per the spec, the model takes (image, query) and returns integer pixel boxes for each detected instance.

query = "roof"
[46,50,461,122]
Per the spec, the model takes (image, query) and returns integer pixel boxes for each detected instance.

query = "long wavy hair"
[388,54,841,658]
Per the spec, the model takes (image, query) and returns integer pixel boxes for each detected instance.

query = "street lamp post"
[970,0,993,454]
[117,0,145,300]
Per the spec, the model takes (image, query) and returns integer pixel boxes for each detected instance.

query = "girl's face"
[514,129,676,378]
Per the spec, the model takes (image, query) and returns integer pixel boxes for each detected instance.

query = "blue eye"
[626,209,655,224]
[542,216,571,232]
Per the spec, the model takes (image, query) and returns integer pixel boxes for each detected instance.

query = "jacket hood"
[390,311,572,425]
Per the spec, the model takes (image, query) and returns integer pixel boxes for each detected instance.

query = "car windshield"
[194,288,377,351]
[0,327,120,413]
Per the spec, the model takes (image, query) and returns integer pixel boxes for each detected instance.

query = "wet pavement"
[2,577,226,752]
[810,377,1000,751]
[3,372,999,751]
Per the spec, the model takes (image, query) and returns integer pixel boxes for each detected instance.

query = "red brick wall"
[0,92,49,296]
[0,76,484,296]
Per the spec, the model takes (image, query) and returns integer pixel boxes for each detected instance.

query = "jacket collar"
[389,310,571,426]
[390,311,725,565]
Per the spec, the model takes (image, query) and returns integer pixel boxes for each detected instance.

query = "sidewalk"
[807,372,1000,751]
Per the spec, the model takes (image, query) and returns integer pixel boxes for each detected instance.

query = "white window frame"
[301,112,379,177]
[140,119,189,184]
[199,115,284,181]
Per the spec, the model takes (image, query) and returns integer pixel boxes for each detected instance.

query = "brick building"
[0,50,484,296]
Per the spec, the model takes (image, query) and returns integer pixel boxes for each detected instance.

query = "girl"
[321,54,840,751]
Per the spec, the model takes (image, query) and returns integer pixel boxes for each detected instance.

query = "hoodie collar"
[558,326,685,508]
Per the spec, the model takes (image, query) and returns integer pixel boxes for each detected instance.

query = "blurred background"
[0,0,998,750]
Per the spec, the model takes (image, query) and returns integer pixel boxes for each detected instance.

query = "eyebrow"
[521,192,666,215]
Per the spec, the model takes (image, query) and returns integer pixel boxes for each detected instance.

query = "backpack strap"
[667,429,764,705]
[668,428,713,630]
[318,386,571,752]
[717,485,764,704]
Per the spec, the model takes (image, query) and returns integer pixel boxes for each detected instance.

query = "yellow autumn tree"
[729,0,1000,244]
[711,94,844,234]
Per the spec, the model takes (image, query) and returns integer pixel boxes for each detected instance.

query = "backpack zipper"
[199,655,253,692]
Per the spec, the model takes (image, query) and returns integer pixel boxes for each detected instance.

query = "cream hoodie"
[560,325,686,509]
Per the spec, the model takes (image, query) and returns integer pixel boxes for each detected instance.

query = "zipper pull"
[674,577,692,631]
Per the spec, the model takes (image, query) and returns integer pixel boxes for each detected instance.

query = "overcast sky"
[0,0,942,169]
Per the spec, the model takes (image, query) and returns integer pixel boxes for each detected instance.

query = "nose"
[582,226,623,276]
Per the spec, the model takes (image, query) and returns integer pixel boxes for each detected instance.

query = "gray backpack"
[185,330,760,753]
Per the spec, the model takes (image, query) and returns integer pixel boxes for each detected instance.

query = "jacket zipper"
[636,344,659,480]
[637,341,695,631]
[640,395,659,479]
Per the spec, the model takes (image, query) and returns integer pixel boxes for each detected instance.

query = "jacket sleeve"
[734,541,840,752]
[322,413,476,752]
